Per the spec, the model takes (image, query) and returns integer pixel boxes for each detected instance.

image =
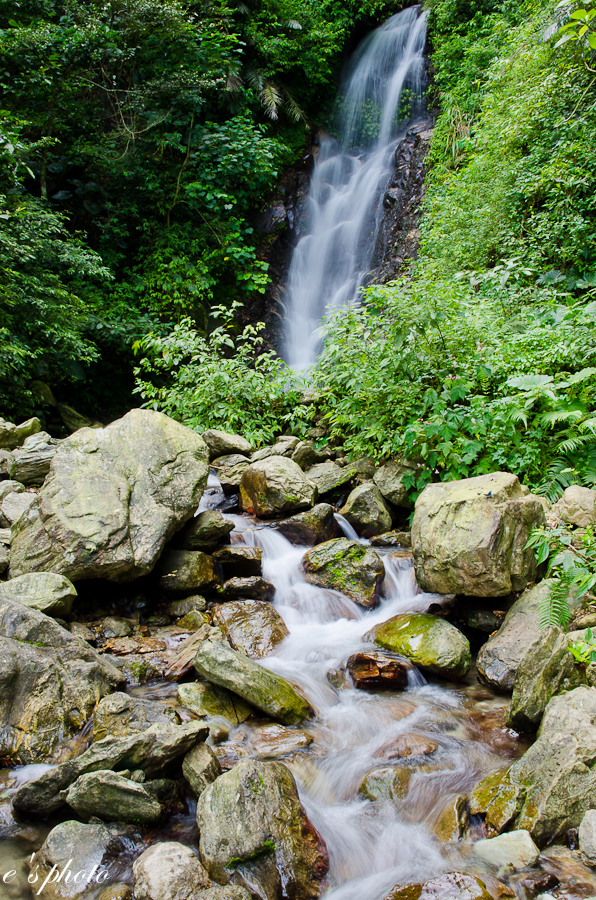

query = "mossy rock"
[366,613,471,680]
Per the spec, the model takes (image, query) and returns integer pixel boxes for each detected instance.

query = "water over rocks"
[367,612,471,680]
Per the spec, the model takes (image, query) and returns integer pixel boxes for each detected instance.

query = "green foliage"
[526,523,596,626]
[555,0,596,51]
[568,627,596,664]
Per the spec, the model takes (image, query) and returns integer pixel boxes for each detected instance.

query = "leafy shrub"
[526,523,596,626]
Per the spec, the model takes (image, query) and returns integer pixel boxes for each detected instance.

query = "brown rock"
[384,873,492,900]
[345,650,410,691]
[212,600,289,658]
[374,733,438,761]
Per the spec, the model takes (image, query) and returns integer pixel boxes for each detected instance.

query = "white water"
[283,7,428,369]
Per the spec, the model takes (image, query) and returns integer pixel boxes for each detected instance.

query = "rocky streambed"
[1,412,596,900]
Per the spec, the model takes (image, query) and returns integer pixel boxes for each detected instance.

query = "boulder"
[193,640,312,725]
[212,601,289,658]
[304,461,356,496]
[1,490,35,525]
[58,404,100,433]
[12,720,208,816]
[247,723,312,759]
[477,581,552,691]
[411,472,545,596]
[366,613,471,680]
[274,504,338,546]
[579,808,596,865]
[470,686,596,845]
[217,577,276,603]
[202,429,253,459]
[384,873,491,900]
[197,759,328,900]
[471,829,540,870]
[0,416,40,450]
[0,597,123,764]
[291,440,330,470]
[213,546,262,578]
[10,431,59,486]
[182,742,222,797]
[159,550,221,593]
[373,458,418,507]
[0,572,77,617]
[9,410,209,582]
[240,456,317,518]
[301,538,385,609]
[101,616,134,639]
[133,842,211,900]
[370,530,411,549]
[177,682,253,724]
[66,770,164,825]
[344,650,410,691]
[176,510,234,551]
[93,692,180,741]
[0,480,24,502]
[553,484,596,528]
[340,484,392,537]
[214,455,251,495]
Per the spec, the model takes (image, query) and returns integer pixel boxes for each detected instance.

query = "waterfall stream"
[283,6,428,369]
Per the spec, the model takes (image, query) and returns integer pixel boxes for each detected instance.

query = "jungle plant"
[525,523,596,626]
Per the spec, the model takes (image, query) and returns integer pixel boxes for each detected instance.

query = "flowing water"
[283,6,428,369]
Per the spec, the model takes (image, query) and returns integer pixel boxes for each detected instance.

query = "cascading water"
[283,6,428,369]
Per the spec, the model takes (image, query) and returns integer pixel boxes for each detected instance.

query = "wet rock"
[411,472,545,596]
[344,650,410,691]
[197,759,328,900]
[579,809,596,864]
[133,842,211,900]
[183,741,221,797]
[193,640,312,725]
[553,485,596,528]
[202,429,253,459]
[470,686,596,845]
[213,546,262,578]
[1,489,35,525]
[66,770,164,825]
[374,733,438,760]
[301,538,385,609]
[159,550,221,593]
[367,613,471,680]
[477,581,555,691]
[472,829,540,870]
[247,723,312,758]
[177,610,208,629]
[167,595,207,618]
[0,416,40,450]
[177,681,253,724]
[358,766,413,801]
[218,576,276,603]
[305,461,356,496]
[10,409,209,582]
[0,572,77,617]
[176,510,234,551]
[291,440,330,470]
[215,455,252,495]
[240,456,317,517]
[98,886,133,900]
[384,873,492,900]
[373,458,418,507]
[93,692,180,740]
[0,597,123,764]
[101,616,134,638]
[274,503,338,546]
[12,720,208,816]
[212,600,289,658]
[433,795,469,842]
[370,531,412,549]
[197,889,252,900]
[505,626,583,732]
[340,484,393,537]
[10,431,59,486]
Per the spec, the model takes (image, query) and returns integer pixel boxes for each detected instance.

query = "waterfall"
[283,6,428,369]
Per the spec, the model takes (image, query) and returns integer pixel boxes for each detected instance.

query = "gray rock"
[10,431,59,486]
[93,692,180,740]
[214,455,251,495]
[202,429,253,459]
[133,842,211,900]
[177,510,234,551]
[305,461,356,496]
[370,530,411,549]
[167,596,207,618]
[0,572,77,617]
[101,616,134,638]
[340,483,392,537]
[1,490,35,525]
[9,409,209,582]
[291,440,330,470]
[366,613,471,680]
[0,543,9,574]
[212,600,289,658]
[301,538,385,609]
[579,808,596,865]
[12,720,208,816]
[0,416,40,450]
[274,503,338,546]
[384,874,491,900]
[197,759,328,900]
[69,621,94,642]
[193,640,312,724]
[159,550,221,593]
[373,458,418,507]
[411,472,546,596]
[196,889,252,900]
[217,577,275,603]
[471,829,540,870]
[182,742,221,797]
[358,766,414,802]
[553,485,596,528]
[66,770,163,825]
[213,546,262,578]
[240,456,317,518]
[0,480,24,502]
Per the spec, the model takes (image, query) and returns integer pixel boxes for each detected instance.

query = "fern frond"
[282,87,307,123]
[539,408,584,426]
[260,81,282,120]
[540,578,572,627]
[536,458,577,502]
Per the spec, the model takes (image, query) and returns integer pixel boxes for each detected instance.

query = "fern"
[539,577,572,628]
[536,458,577,501]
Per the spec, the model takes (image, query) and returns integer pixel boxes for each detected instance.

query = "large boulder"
[0,572,77,617]
[9,431,59,486]
[133,842,211,900]
[202,429,253,459]
[373,458,418,507]
[366,613,471,680]
[339,484,392,537]
[93,692,180,740]
[411,472,545,596]
[212,601,289,658]
[197,759,328,900]
[301,538,385,609]
[476,581,551,691]
[553,484,596,528]
[0,597,123,764]
[274,503,338,546]
[66,770,164,825]
[193,640,312,725]
[470,686,596,845]
[9,410,209,582]
[240,456,316,517]
[304,461,356,496]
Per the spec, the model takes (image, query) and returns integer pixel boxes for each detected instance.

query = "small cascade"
[283,6,428,369]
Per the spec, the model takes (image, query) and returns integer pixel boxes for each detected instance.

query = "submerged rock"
[384,873,491,900]
[367,613,471,680]
[344,650,410,691]
[133,842,211,900]
[10,409,209,582]
[0,571,77,617]
[202,429,253,459]
[247,723,313,759]
[340,483,393,537]
[411,472,545,596]
[301,538,385,609]
[240,456,317,517]
[197,759,328,900]
[66,770,163,825]
[212,600,289,658]
[193,640,312,725]
[93,692,180,741]
[274,503,338,545]
[358,766,414,802]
